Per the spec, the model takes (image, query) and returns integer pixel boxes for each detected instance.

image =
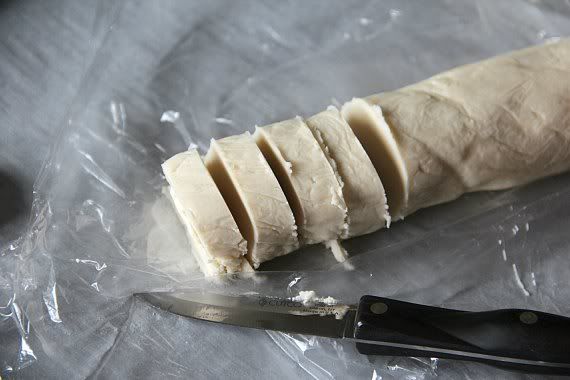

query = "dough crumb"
[291,290,338,306]
[292,290,317,305]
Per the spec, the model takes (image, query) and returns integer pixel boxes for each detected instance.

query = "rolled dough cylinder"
[163,40,570,274]
[355,39,570,217]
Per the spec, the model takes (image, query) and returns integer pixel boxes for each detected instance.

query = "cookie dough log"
[306,106,390,239]
[344,39,570,218]
[162,150,251,276]
[204,132,299,268]
[253,117,347,245]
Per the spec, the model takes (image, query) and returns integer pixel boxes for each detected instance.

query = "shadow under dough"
[0,170,29,241]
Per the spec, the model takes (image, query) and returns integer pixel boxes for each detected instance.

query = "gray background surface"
[0,2,312,378]
[0,0,94,240]
[2,1,570,379]
[0,1,109,377]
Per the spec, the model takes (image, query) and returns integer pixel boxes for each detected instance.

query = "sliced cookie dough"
[162,150,250,276]
[341,98,407,220]
[254,117,347,245]
[204,132,299,268]
[306,106,390,238]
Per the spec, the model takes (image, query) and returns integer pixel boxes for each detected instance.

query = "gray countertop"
[1,0,97,239]
[2,1,570,379]
[0,1,106,377]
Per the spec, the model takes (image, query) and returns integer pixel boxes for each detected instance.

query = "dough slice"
[341,98,407,220]
[204,132,299,268]
[162,150,249,276]
[253,117,347,244]
[306,106,390,238]
[365,39,570,217]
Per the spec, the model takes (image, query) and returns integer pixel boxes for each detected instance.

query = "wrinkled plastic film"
[3,1,570,378]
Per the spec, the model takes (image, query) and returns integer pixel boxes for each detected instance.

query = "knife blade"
[139,292,570,374]
[140,291,356,338]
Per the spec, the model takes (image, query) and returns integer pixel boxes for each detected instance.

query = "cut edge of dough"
[253,126,305,233]
[204,139,258,268]
[308,105,389,236]
[305,116,350,239]
[340,98,408,220]
[162,151,247,258]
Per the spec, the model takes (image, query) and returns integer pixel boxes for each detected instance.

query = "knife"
[139,291,570,374]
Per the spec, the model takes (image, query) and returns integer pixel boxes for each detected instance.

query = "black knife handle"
[354,296,570,374]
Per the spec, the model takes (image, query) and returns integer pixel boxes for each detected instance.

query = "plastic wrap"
[2,1,570,378]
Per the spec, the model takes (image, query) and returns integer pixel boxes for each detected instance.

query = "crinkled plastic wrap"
[3,1,570,378]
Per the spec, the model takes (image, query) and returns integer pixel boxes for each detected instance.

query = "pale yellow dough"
[306,107,390,237]
[162,150,249,275]
[341,98,407,220]
[164,40,570,274]
[254,117,347,244]
[351,39,570,217]
[204,132,299,268]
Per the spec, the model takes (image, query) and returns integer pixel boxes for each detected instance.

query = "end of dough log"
[162,150,249,275]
